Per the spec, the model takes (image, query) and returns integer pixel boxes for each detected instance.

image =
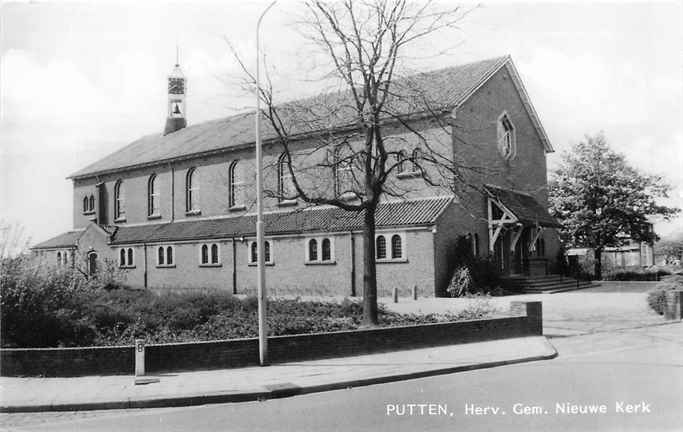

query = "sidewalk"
[0,336,556,413]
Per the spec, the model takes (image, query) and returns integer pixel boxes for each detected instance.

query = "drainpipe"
[232,236,237,295]
[350,232,356,297]
[170,163,175,222]
[143,243,148,289]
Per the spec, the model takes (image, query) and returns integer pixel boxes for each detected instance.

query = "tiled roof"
[32,230,83,250]
[111,196,453,245]
[69,56,510,179]
[484,185,561,228]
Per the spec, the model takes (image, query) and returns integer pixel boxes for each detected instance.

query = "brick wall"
[0,302,542,377]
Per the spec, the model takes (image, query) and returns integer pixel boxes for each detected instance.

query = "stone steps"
[504,275,595,294]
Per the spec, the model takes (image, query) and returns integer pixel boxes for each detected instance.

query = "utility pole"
[255,0,277,366]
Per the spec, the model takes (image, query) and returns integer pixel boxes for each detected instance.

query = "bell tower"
[164,48,187,135]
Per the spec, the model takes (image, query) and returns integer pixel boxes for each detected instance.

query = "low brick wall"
[1,302,542,377]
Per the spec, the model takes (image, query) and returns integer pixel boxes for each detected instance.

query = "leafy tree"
[549,133,679,279]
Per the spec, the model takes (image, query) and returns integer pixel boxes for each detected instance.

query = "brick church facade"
[32,55,561,297]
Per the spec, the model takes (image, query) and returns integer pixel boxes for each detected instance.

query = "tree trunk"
[594,247,603,281]
[362,207,379,325]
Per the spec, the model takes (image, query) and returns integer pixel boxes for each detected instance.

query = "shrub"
[605,269,670,281]
[446,236,501,297]
[646,276,683,315]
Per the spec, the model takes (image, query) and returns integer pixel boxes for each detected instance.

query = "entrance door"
[512,227,531,275]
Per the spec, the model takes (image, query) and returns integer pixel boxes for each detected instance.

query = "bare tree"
[230,0,478,325]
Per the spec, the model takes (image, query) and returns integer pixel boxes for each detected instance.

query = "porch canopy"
[484,184,561,253]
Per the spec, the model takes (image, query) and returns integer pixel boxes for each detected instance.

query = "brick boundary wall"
[1,302,542,377]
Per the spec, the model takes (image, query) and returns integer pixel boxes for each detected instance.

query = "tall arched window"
[186,168,200,212]
[376,235,387,260]
[277,153,293,201]
[114,180,125,220]
[411,148,423,173]
[250,241,258,263]
[211,244,219,264]
[127,248,134,266]
[87,252,98,276]
[473,233,480,257]
[83,197,88,213]
[88,195,95,213]
[119,249,126,266]
[497,112,516,160]
[201,244,209,264]
[228,160,243,208]
[158,246,165,265]
[166,246,174,265]
[264,240,271,263]
[148,174,160,216]
[308,239,318,261]
[391,234,403,259]
[395,150,406,175]
[57,251,62,266]
[333,146,354,198]
[321,238,331,261]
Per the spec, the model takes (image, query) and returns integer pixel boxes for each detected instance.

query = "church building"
[32,55,564,297]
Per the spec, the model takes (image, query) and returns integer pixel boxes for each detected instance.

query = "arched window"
[497,112,516,160]
[83,197,88,213]
[166,246,174,265]
[114,180,125,220]
[62,252,68,265]
[376,235,387,260]
[57,251,62,266]
[87,252,98,276]
[186,168,200,213]
[228,160,244,208]
[277,153,293,201]
[89,195,95,212]
[250,240,273,264]
[264,240,271,263]
[158,246,165,265]
[411,148,423,173]
[148,174,160,216]
[211,244,219,264]
[473,233,480,257]
[391,234,402,259]
[308,239,318,261]
[201,244,209,264]
[395,150,406,175]
[321,238,331,261]
[250,241,258,263]
[127,248,134,266]
[333,146,354,198]
[119,249,126,266]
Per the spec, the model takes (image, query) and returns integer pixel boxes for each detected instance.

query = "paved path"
[2,323,680,432]
[0,336,555,413]
[383,285,667,336]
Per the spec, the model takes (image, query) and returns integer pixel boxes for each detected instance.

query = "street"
[2,322,681,432]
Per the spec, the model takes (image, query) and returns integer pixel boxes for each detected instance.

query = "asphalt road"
[3,323,682,432]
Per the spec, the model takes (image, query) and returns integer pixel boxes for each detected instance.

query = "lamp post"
[255,0,277,366]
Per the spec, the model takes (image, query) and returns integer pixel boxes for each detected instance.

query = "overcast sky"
[1,0,682,247]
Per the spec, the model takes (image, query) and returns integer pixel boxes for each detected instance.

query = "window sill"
[199,263,222,268]
[229,205,247,212]
[156,264,176,268]
[397,172,421,179]
[185,210,201,216]
[119,265,136,269]
[83,211,96,216]
[114,217,127,223]
[305,260,337,265]
[248,262,275,267]
[277,200,297,207]
[376,258,408,264]
[148,214,162,220]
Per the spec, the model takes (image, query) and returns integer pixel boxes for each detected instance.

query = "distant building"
[32,55,561,296]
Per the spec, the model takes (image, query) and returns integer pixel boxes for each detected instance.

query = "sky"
[1,0,682,248]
